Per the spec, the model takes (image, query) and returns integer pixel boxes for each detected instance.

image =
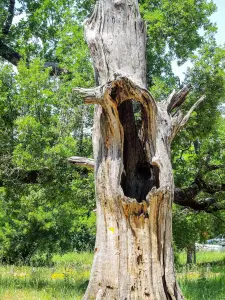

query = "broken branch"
[68,156,94,169]
[73,77,157,108]
[170,95,206,141]
[73,86,105,104]
[167,83,192,113]
[179,95,206,128]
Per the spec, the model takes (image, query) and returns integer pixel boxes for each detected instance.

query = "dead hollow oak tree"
[73,0,205,299]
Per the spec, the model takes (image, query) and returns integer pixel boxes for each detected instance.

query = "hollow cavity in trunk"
[119,100,159,202]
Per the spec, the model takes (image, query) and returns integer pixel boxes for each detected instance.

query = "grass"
[0,251,224,299]
[178,250,225,266]
[0,252,93,300]
[179,273,225,300]
[177,250,225,300]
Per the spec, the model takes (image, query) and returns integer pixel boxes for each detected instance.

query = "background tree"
[0,54,95,263]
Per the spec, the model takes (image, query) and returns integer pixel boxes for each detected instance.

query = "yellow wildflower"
[51,273,65,280]
[13,272,27,278]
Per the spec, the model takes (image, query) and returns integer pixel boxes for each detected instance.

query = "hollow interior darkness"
[118,101,159,202]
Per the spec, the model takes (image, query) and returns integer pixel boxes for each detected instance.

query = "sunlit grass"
[0,251,224,299]
[0,252,92,300]
[178,250,225,266]
[176,250,225,300]
[178,271,225,300]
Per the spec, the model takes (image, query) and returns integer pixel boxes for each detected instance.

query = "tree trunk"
[193,243,196,264]
[186,244,196,265]
[74,0,204,299]
[186,246,193,265]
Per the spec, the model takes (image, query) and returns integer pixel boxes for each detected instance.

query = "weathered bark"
[74,1,204,299]
[80,79,183,300]
[68,157,224,212]
[68,156,95,169]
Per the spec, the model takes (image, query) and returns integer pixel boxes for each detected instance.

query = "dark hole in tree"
[110,86,117,101]
[118,100,159,202]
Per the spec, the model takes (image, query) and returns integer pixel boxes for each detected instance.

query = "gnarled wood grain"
[73,0,204,299]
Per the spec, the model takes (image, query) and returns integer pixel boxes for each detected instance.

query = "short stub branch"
[73,77,157,109]
[73,86,105,104]
[167,83,192,113]
[68,156,94,169]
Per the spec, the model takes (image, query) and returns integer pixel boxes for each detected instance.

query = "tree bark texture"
[75,1,204,299]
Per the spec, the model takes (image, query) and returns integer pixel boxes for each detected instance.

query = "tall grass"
[177,251,225,300]
[179,274,225,300]
[0,252,93,300]
[0,251,224,299]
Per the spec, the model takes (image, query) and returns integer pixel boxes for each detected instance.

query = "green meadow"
[0,251,225,299]
[177,251,225,300]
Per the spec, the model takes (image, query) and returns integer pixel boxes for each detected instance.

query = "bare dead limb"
[68,156,94,169]
[167,83,192,113]
[74,76,157,109]
[170,95,206,140]
[73,86,105,104]
[179,95,206,128]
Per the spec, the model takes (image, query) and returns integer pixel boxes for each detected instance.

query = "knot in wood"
[114,0,126,7]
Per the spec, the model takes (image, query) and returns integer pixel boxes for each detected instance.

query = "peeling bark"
[67,157,224,213]
[80,76,183,299]
[73,0,205,299]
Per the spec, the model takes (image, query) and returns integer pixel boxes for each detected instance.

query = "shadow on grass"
[179,274,225,300]
[78,279,89,292]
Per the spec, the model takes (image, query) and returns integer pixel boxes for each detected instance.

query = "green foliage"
[1,1,97,264]
[0,0,225,266]
[173,117,225,188]
[173,207,213,251]
[140,0,217,87]
[0,57,95,264]
[184,40,225,135]
[171,39,225,253]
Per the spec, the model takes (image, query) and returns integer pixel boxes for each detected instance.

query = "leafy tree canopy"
[0,0,224,263]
